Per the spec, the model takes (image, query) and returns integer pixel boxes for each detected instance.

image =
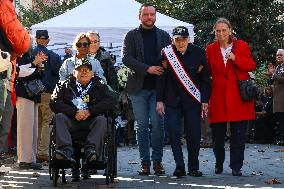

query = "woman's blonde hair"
[72,32,90,50]
[213,18,233,44]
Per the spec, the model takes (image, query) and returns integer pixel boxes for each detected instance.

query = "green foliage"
[137,0,283,67]
[15,0,87,27]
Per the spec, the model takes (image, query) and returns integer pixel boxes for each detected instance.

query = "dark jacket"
[33,45,62,93]
[121,26,171,94]
[15,53,43,103]
[92,47,118,91]
[50,76,115,119]
[157,44,211,109]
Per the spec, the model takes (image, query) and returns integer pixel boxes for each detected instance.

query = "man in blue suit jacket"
[156,26,211,177]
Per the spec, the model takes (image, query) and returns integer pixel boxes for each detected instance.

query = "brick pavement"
[0,144,283,189]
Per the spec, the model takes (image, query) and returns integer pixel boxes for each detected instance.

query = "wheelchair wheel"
[61,170,67,184]
[104,140,110,185]
[53,168,59,187]
[49,148,53,180]
[110,125,116,182]
[49,124,56,180]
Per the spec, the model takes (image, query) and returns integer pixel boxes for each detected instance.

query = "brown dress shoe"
[138,164,150,175]
[153,161,165,175]
[37,155,49,162]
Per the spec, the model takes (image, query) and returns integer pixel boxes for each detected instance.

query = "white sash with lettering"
[162,45,201,103]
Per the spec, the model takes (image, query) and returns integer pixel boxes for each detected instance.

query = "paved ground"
[0,143,284,189]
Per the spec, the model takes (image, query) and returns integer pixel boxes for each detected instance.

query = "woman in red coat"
[206,18,256,176]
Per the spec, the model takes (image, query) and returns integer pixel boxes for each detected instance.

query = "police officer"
[156,26,211,177]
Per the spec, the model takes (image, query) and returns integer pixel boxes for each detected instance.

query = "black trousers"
[275,112,284,140]
[211,121,247,171]
[167,106,201,171]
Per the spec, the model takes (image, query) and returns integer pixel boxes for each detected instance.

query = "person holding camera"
[15,49,47,170]
[206,18,256,176]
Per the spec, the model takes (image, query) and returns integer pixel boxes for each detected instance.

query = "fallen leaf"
[251,171,263,176]
[128,160,138,164]
[265,178,281,184]
[32,172,40,177]
[274,149,284,152]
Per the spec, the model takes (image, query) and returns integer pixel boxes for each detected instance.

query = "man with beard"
[122,3,171,175]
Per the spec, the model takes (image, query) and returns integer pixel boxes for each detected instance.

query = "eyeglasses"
[76,42,90,48]
[90,40,100,44]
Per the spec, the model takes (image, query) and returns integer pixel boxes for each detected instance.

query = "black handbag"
[232,63,258,101]
[24,79,45,97]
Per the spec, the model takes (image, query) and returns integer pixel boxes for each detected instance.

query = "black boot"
[173,166,186,177]
[215,164,223,174]
[83,147,97,165]
[232,169,242,176]
[188,170,203,177]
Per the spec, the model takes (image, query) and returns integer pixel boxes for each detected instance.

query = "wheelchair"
[48,114,117,187]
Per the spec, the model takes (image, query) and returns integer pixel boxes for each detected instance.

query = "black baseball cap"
[36,30,49,39]
[172,26,189,38]
[74,58,92,70]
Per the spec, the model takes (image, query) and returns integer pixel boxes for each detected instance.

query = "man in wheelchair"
[50,58,115,180]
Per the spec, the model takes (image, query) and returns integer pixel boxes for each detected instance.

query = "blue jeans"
[129,90,164,166]
[166,106,201,171]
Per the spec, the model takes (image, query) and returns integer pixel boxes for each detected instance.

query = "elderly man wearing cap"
[50,58,115,180]
[33,30,62,163]
[156,26,211,177]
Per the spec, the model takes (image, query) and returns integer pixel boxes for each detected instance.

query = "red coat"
[0,0,30,105]
[0,0,30,56]
[206,39,256,123]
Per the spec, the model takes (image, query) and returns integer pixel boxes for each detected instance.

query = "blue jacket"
[33,44,62,93]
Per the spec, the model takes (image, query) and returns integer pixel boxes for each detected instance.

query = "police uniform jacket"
[156,44,211,109]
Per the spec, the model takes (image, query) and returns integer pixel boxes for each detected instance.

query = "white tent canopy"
[31,0,194,46]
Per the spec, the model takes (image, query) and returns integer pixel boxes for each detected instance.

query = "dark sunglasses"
[90,40,100,44]
[76,42,90,48]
